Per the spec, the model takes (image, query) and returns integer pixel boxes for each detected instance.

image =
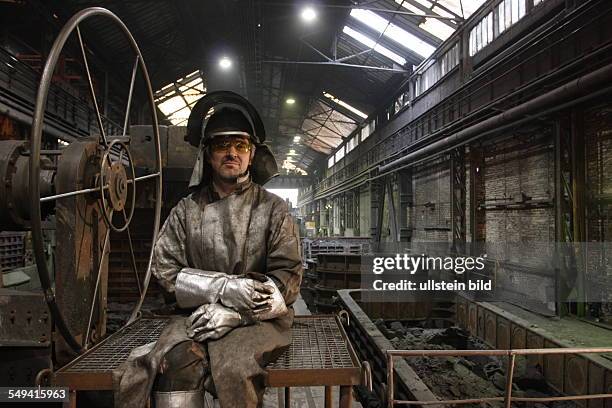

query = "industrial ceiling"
[1,0,486,174]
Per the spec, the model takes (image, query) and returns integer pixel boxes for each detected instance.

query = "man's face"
[207,135,253,182]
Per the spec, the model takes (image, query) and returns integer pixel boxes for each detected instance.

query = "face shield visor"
[186,91,279,188]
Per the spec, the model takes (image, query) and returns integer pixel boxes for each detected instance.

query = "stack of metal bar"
[300,237,370,313]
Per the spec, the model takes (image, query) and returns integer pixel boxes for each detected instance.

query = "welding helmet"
[186,91,278,187]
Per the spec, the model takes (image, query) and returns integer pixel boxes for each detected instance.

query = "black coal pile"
[375,319,577,408]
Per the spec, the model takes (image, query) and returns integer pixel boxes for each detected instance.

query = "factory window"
[394,94,404,115]
[413,42,458,98]
[414,60,437,97]
[155,70,206,125]
[335,146,345,162]
[498,0,527,35]
[533,0,546,5]
[346,135,358,153]
[440,42,459,76]
[469,11,494,56]
[394,0,487,40]
[362,120,375,141]
[349,9,436,58]
[403,90,411,107]
[328,156,335,168]
[342,26,407,65]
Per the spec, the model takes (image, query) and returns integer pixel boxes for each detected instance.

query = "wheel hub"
[108,162,128,211]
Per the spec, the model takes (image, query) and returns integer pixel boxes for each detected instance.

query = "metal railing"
[386,347,612,408]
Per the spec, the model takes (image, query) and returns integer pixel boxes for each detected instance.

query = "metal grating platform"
[268,316,355,370]
[64,318,168,373]
[54,315,361,390]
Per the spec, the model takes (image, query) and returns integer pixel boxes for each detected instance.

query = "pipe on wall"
[378,62,612,173]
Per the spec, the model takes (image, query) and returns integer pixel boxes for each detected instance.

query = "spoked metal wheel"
[30,7,162,354]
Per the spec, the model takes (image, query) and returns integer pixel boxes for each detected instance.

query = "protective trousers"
[154,312,292,408]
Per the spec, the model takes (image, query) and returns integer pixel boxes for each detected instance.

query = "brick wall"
[584,104,612,311]
[412,158,452,242]
[483,133,555,243]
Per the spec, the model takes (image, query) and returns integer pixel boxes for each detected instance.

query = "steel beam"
[386,176,399,243]
[469,145,485,243]
[398,168,413,242]
[370,170,386,247]
[450,147,466,246]
[570,109,587,317]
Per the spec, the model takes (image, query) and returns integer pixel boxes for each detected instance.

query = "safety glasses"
[210,138,252,154]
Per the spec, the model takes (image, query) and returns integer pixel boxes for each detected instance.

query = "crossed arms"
[151,197,303,341]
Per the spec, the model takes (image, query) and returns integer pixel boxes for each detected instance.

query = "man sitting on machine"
[115,91,303,408]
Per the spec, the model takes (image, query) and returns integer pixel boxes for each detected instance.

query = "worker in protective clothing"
[124,91,303,408]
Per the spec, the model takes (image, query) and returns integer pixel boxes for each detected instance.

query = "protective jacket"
[152,178,302,306]
[114,91,302,408]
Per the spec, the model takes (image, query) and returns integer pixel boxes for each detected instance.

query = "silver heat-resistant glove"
[186,278,289,342]
[175,268,273,311]
[187,303,253,342]
[255,277,288,321]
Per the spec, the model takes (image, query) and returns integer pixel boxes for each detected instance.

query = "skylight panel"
[183,77,204,90]
[394,0,425,15]
[159,83,174,93]
[342,26,407,65]
[413,0,433,7]
[155,70,206,125]
[350,9,436,58]
[436,0,463,16]
[158,97,185,117]
[322,91,368,119]
[183,94,202,106]
[432,6,455,18]
[166,106,191,125]
[158,98,190,125]
[281,160,308,175]
[420,18,454,40]
[402,0,485,18]
[454,0,487,17]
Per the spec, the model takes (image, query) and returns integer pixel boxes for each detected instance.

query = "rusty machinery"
[0,8,163,384]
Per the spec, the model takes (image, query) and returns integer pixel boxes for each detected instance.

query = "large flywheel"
[28,7,163,355]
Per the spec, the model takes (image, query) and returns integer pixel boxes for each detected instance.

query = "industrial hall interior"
[0,0,611,407]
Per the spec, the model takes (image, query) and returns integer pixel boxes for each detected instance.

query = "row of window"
[327,118,376,168]
[326,0,549,171]
[415,42,460,98]
[469,0,530,56]
[327,43,459,170]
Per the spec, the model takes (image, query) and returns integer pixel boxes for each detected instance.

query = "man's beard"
[217,167,249,183]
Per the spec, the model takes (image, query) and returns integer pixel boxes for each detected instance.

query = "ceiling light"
[219,57,232,70]
[294,136,301,142]
[301,6,317,22]
[286,98,296,105]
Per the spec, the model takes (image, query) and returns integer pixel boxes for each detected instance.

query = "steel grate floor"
[61,316,354,374]
[65,318,168,373]
[268,316,355,370]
